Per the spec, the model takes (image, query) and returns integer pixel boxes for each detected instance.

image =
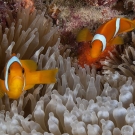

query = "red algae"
[78,42,116,69]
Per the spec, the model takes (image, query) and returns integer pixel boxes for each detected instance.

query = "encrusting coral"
[1,0,135,135]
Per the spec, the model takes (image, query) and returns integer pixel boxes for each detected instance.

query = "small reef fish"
[77,17,135,58]
[0,54,58,99]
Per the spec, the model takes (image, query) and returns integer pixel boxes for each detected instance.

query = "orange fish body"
[77,18,135,58]
[0,55,58,99]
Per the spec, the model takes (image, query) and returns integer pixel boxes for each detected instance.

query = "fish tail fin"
[38,68,58,84]
[132,19,135,25]
[76,28,93,42]
[25,68,58,88]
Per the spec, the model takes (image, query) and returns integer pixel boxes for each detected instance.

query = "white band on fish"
[92,34,106,51]
[5,56,24,91]
[113,18,120,37]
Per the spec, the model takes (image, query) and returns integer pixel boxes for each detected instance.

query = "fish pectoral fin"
[20,60,37,71]
[24,84,35,91]
[0,79,6,98]
[77,28,93,42]
[26,68,58,85]
[109,36,124,45]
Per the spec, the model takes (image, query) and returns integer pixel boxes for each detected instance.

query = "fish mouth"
[8,76,25,91]
[12,76,24,80]
[6,75,25,99]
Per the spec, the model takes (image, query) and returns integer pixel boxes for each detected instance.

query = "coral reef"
[0,0,135,135]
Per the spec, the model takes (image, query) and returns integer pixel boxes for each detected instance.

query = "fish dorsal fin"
[76,28,93,42]
[20,60,37,71]
[109,36,124,46]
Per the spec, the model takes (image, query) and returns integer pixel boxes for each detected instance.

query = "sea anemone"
[101,32,135,78]
[0,0,59,73]
[1,46,135,134]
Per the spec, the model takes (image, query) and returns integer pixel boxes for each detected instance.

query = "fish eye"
[8,69,10,74]
[101,46,103,51]
[89,44,92,48]
[22,68,25,74]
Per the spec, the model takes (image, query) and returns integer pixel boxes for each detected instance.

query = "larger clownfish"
[77,18,135,58]
[0,54,58,99]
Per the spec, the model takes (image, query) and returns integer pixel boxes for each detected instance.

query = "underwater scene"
[0,0,135,134]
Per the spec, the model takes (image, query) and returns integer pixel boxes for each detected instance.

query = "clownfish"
[77,18,135,58]
[0,54,58,99]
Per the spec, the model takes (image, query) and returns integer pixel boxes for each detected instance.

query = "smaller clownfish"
[0,54,58,99]
[77,18,135,58]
